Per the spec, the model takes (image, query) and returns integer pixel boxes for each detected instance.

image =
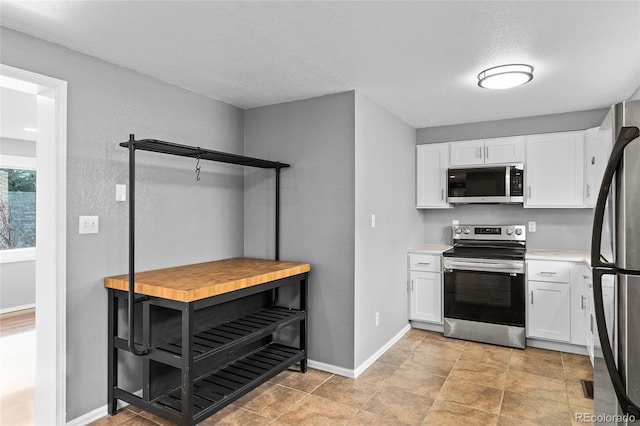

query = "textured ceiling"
[1,1,639,128]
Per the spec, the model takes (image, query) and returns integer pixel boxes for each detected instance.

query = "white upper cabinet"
[450,139,485,166]
[524,131,585,208]
[450,136,524,166]
[416,143,451,209]
[484,137,525,164]
[584,126,613,207]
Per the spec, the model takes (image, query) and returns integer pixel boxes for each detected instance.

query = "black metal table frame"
[107,272,308,425]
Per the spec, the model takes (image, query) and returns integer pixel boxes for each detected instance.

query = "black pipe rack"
[107,135,306,425]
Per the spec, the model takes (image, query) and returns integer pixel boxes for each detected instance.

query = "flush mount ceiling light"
[477,64,534,89]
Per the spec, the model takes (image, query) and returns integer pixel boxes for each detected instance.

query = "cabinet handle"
[411,279,414,291]
[478,147,482,158]
[581,295,586,310]
[417,262,431,265]
[540,271,558,275]
[587,184,591,197]
[530,291,534,305]
[528,185,532,199]
[441,188,444,201]
[590,314,594,333]
[591,156,596,165]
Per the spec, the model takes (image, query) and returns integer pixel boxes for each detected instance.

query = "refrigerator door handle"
[591,126,640,268]
[592,268,640,417]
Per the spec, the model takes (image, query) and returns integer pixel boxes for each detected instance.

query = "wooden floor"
[0,308,35,426]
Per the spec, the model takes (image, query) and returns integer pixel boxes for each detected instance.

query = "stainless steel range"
[442,225,526,349]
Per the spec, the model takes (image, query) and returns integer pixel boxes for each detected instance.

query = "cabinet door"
[484,136,524,164]
[416,143,451,208]
[585,295,594,366]
[524,131,585,208]
[584,127,612,207]
[449,139,485,166]
[571,266,591,347]
[527,280,571,341]
[409,271,442,323]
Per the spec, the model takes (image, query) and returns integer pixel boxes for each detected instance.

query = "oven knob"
[515,228,523,236]
[463,227,471,234]
[454,227,462,234]
[506,228,514,235]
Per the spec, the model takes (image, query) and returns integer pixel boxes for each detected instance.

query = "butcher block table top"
[104,257,311,302]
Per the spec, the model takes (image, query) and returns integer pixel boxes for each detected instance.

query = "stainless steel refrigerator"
[592,100,640,424]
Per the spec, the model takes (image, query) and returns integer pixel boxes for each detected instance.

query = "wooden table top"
[104,257,310,302]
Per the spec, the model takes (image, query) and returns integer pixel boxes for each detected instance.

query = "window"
[0,155,36,262]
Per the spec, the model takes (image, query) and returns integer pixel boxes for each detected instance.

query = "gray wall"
[244,92,356,370]
[1,27,246,420]
[0,137,36,311]
[0,260,35,311]
[417,108,610,250]
[353,93,421,367]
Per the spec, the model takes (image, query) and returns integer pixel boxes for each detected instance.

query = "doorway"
[0,64,67,424]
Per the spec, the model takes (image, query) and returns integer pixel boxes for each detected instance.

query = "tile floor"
[92,328,595,425]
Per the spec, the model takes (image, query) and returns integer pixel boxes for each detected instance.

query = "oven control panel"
[452,225,525,241]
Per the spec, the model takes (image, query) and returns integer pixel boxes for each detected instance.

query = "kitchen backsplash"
[421,204,594,250]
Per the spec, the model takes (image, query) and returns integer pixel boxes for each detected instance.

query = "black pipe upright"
[128,134,148,356]
[275,167,281,261]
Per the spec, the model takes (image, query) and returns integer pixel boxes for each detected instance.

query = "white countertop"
[408,244,451,255]
[525,249,592,265]
[410,244,594,265]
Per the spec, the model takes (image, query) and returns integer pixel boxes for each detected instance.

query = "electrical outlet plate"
[79,216,99,234]
[528,221,536,232]
[116,184,126,202]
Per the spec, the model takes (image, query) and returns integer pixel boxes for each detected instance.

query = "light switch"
[528,221,536,232]
[116,184,126,202]
[371,214,376,228]
[79,216,99,234]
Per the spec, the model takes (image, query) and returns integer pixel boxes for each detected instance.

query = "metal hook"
[195,148,201,181]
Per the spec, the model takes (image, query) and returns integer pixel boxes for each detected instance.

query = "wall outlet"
[371,214,376,228]
[375,312,380,326]
[116,184,126,202]
[79,216,99,234]
[528,221,536,232]
[452,219,459,226]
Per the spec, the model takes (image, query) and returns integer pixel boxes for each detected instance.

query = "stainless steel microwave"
[447,165,524,204]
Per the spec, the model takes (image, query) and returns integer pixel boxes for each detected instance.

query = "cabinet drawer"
[409,254,441,272]
[574,265,592,287]
[527,260,572,283]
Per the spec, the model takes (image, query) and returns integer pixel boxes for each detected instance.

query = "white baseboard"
[526,338,589,355]
[308,324,411,379]
[0,303,35,315]
[307,359,357,378]
[353,324,410,378]
[67,390,142,425]
[409,320,444,333]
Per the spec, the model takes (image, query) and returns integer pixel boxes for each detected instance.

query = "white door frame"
[1,64,67,425]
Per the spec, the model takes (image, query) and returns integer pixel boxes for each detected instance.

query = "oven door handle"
[444,260,525,274]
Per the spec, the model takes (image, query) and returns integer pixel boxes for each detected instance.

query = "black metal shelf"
[154,343,304,424]
[120,138,289,169]
[132,306,305,368]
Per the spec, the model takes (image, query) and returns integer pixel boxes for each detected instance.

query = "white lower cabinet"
[527,259,598,351]
[571,265,592,347]
[527,280,571,341]
[409,271,442,323]
[408,254,442,324]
